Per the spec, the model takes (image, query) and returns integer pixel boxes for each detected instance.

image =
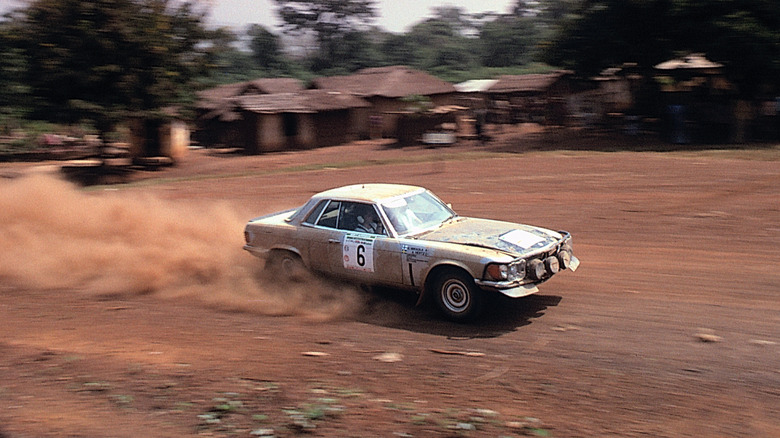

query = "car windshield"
[380,190,455,236]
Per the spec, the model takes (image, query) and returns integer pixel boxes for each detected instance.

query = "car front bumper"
[475,255,579,298]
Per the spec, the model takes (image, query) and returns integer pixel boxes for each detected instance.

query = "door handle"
[328,239,340,244]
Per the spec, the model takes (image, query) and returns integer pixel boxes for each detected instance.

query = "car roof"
[314,183,424,203]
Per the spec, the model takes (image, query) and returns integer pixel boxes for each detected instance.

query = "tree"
[546,0,674,77]
[546,0,780,96]
[675,0,780,97]
[248,24,287,73]
[199,26,265,85]
[18,0,211,136]
[379,33,420,67]
[479,16,541,67]
[0,14,31,121]
[530,0,582,22]
[406,13,479,73]
[428,6,480,36]
[272,0,377,72]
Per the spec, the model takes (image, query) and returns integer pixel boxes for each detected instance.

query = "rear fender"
[268,246,305,266]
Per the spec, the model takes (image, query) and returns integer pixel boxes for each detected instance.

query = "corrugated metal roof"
[455,79,499,93]
[311,66,457,98]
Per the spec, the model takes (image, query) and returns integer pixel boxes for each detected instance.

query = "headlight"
[486,260,526,282]
[486,263,509,280]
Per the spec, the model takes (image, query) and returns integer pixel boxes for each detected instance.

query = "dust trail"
[0,174,362,320]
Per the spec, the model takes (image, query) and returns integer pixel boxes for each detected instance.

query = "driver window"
[339,202,385,235]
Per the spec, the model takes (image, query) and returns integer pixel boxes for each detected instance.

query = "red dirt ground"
[1,126,779,437]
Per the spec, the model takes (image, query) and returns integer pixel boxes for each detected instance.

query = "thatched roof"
[236,90,369,114]
[197,78,304,109]
[311,66,457,98]
[487,70,573,94]
[196,78,306,122]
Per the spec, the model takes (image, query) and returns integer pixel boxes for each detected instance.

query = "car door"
[327,201,404,286]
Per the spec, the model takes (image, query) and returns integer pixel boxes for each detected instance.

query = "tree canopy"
[272,0,378,73]
[15,0,210,134]
[546,0,780,96]
[273,0,377,38]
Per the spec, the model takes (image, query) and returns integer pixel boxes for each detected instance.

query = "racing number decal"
[343,235,375,272]
[356,244,366,266]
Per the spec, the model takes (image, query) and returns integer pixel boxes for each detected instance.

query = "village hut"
[310,66,459,138]
[128,107,191,165]
[654,53,735,143]
[486,70,574,125]
[195,78,304,147]
[235,90,370,153]
[563,63,648,133]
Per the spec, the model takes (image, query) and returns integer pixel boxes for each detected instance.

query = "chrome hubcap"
[443,280,469,312]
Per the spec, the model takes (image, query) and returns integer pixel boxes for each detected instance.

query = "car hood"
[419,217,563,255]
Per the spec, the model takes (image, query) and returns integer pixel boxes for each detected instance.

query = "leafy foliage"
[198,27,262,85]
[480,16,542,67]
[546,0,780,96]
[272,0,378,73]
[399,12,480,73]
[273,0,377,38]
[675,0,780,96]
[18,0,211,134]
[248,24,288,73]
[0,17,31,121]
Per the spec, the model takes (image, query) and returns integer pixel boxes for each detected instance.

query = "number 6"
[357,244,365,266]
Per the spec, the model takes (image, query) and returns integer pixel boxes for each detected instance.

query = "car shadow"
[354,287,562,338]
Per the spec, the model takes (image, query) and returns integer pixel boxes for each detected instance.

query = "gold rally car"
[244,184,579,321]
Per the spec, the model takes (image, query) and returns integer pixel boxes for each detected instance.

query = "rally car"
[244,184,578,321]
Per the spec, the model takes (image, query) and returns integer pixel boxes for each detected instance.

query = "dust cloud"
[0,174,362,320]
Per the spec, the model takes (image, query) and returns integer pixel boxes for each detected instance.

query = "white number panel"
[342,234,375,272]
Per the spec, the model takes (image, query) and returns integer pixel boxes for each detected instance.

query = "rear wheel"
[265,250,307,282]
[432,268,483,322]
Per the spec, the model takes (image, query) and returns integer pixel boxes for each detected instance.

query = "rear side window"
[303,200,327,225]
[316,201,341,228]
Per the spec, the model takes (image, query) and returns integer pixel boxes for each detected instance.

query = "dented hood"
[420,217,563,255]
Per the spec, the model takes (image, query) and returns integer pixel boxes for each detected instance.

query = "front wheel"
[432,269,483,322]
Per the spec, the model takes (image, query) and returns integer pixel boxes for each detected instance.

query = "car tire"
[432,268,482,322]
[265,250,307,282]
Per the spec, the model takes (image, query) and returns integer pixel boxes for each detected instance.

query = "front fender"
[416,260,481,306]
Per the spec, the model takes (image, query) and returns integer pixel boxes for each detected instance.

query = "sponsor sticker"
[402,244,430,263]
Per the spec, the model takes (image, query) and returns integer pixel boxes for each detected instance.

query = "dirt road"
[1,133,779,437]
